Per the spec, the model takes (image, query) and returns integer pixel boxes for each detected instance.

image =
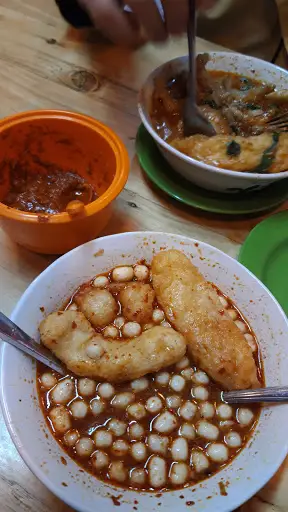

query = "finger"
[161,0,188,35]
[126,0,167,42]
[84,0,140,45]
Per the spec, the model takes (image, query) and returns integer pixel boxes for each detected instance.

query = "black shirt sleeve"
[55,0,92,28]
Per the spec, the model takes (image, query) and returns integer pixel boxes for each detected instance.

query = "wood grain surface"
[0,1,287,511]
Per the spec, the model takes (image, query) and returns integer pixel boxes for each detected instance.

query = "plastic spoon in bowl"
[184,0,216,137]
[221,387,288,404]
[0,311,66,375]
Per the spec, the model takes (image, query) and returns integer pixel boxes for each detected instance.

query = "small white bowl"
[138,52,288,193]
[1,232,288,512]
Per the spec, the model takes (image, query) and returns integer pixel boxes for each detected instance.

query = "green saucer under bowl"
[239,211,288,315]
[136,124,288,215]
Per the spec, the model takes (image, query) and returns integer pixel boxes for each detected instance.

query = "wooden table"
[0,1,287,511]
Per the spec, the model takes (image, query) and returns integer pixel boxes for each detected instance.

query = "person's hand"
[79,0,216,46]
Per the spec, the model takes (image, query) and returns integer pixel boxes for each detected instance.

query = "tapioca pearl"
[166,395,182,409]
[86,341,105,360]
[130,468,147,486]
[171,437,189,462]
[170,375,186,393]
[227,309,238,321]
[90,397,106,416]
[129,422,145,441]
[235,320,247,333]
[112,266,134,283]
[193,371,209,385]
[40,373,57,390]
[98,383,115,400]
[148,456,167,489]
[155,372,170,386]
[216,403,233,420]
[220,420,235,430]
[207,443,229,463]
[51,378,74,405]
[153,411,178,434]
[145,396,163,414]
[244,333,257,352]
[179,423,196,440]
[169,462,189,486]
[111,392,135,409]
[75,437,94,457]
[70,399,88,419]
[225,431,242,448]
[181,368,194,381]
[131,377,149,393]
[112,439,129,457]
[197,421,219,441]
[131,442,147,462]
[122,322,142,338]
[175,357,190,371]
[94,429,113,448]
[200,402,215,419]
[127,403,147,420]
[63,429,80,447]
[114,316,125,329]
[134,264,149,281]
[192,386,209,401]
[68,302,78,311]
[152,309,165,324]
[93,275,109,288]
[218,295,229,309]
[49,406,71,434]
[103,325,119,338]
[237,408,254,426]
[191,450,210,473]
[108,419,127,437]
[109,461,128,483]
[91,450,109,471]
[77,378,96,397]
[148,434,169,455]
[179,401,197,421]
[161,321,171,328]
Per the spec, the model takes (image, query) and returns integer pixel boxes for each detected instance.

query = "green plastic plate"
[136,124,288,215]
[239,211,288,314]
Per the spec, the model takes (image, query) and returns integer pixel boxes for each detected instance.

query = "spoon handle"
[222,386,288,404]
[0,311,65,375]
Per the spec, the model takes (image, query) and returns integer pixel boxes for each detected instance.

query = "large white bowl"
[1,232,288,512]
[138,52,288,193]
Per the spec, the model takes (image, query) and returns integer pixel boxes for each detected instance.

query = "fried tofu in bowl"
[1,232,288,512]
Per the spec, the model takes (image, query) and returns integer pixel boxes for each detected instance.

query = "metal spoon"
[0,311,65,375]
[222,387,288,404]
[1,312,288,402]
[183,0,216,137]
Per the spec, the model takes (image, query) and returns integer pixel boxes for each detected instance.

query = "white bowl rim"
[138,51,288,181]
[1,231,288,512]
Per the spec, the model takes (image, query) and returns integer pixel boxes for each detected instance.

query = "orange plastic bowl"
[0,110,129,254]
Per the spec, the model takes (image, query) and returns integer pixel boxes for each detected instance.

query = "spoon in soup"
[1,311,288,402]
[183,0,216,137]
[0,312,66,375]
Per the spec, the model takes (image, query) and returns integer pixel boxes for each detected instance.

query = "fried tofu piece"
[171,133,288,173]
[152,250,259,390]
[40,310,186,382]
[119,283,155,324]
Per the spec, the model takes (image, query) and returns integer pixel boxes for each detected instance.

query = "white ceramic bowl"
[138,52,288,193]
[1,232,288,512]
